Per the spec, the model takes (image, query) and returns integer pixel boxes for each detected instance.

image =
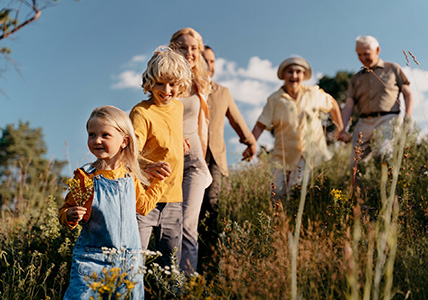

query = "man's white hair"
[355,35,379,49]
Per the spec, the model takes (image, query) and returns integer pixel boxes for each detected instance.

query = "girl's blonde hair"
[142,47,192,97]
[86,105,149,185]
[170,27,210,96]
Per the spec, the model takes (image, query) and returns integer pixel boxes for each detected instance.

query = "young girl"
[59,105,164,299]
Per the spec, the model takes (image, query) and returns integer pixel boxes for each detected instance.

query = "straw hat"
[277,57,312,81]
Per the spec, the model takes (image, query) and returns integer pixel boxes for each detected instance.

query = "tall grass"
[1,124,427,299]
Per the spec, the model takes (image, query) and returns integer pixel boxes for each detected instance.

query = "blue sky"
[2,0,428,176]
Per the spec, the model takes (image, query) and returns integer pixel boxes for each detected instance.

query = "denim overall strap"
[64,169,144,300]
[75,173,141,251]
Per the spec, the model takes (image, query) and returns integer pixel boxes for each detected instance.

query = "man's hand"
[242,144,257,161]
[66,206,87,223]
[336,130,351,143]
[144,161,172,181]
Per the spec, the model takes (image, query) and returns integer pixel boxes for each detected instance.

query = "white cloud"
[111,70,141,89]
[111,54,149,89]
[402,66,428,128]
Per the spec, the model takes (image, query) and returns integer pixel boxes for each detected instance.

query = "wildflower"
[64,177,94,207]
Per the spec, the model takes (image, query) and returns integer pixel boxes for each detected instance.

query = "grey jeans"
[137,202,183,267]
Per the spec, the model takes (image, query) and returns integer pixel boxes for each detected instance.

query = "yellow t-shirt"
[58,165,164,229]
[257,85,334,170]
[129,99,184,203]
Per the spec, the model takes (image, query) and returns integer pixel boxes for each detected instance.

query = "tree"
[318,71,355,140]
[0,121,66,211]
[318,71,354,106]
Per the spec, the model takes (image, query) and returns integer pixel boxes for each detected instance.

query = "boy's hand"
[66,206,87,223]
[183,138,191,154]
[144,161,172,180]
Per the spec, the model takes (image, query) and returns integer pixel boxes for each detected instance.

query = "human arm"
[130,107,171,180]
[242,121,265,161]
[337,96,355,142]
[183,138,191,154]
[329,98,344,140]
[401,84,413,118]
[226,94,257,147]
[134,177,167,216]
[58,169,92,229]
[143,161,171,181]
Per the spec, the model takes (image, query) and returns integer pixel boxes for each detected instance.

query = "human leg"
[153,202,183,267]
[350,119,375,170]
[181,163,209,274]
[198,156,222,273]
[136,205,160,250]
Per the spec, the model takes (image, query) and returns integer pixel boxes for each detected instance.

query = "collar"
[361,58,385,73]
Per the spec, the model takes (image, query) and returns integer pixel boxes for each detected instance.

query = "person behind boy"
[337,35,413,168]
[243,57,344,199]
[129,47,192,267]
[59,105,164,299]
[198,45,257,269]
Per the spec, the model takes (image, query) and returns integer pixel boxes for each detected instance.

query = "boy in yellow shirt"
[129,47,192,267]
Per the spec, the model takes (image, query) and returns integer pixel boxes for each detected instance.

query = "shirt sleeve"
[317,88,334,113]
[257,96,274,130]
[224,88,257,146]
[58,169,93,230]
[134,177,167,216]
[129,107,153,167]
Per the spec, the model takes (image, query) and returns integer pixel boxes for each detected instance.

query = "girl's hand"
[66,206,87,223]
[144,161,172,180]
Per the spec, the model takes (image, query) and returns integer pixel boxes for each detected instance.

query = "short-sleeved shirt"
[257,85,334,170]
[347,59,409,115]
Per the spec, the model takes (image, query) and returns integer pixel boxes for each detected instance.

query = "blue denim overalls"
[64,164,144,300]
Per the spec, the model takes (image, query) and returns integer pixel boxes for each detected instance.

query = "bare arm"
[329,99,344,140]
[337,97,355,142]
[242,122,266,161]
[401,84,413,118]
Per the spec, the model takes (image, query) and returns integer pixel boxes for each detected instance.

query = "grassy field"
[1,121,427,299]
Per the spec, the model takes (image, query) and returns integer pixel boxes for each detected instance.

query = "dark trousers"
[198,150,222,273]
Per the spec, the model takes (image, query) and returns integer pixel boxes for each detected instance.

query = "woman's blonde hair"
[142,47,192,97]
[170,27,210,96]
[86,105,149,185]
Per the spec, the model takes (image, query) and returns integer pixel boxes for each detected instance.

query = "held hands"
[336,130,351,143]
[66,206,87,223]
[242,144,257,161]
[183,138,191,155]
[144,161,172,181]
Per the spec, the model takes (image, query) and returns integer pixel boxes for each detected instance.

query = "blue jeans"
[137,202,183,267]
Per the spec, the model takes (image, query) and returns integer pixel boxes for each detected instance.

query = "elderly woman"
[170,27,212,275]
[243,57,344,199]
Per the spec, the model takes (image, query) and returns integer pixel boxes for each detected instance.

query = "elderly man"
[198,46,256,266]
[338,35,413,168]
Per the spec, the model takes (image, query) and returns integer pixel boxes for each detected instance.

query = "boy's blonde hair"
[142,47,192,97]
[170,27,210,96]
[86,105,149,185]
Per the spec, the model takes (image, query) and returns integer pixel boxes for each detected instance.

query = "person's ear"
[122,136,130,149]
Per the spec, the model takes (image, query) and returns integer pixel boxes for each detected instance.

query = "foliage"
[318,71,357,139]
[0,195,79,300]
[0,121,66,210]
[0,124,428,299]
